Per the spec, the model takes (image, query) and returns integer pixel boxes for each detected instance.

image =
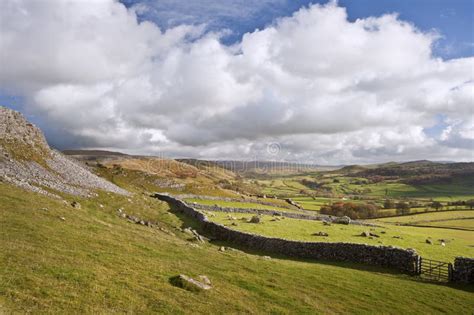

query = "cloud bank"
[0,0,472,164]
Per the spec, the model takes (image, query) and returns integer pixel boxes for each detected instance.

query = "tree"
[430,201,443,211]
[395,202,410,215]
[466,199,474,210]
[383,199,395,209]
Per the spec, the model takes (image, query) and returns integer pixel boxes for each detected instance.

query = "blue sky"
[121,0,473,59]
[1,0,472,163]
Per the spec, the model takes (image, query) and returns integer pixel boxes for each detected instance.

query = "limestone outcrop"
[0,106,129,197]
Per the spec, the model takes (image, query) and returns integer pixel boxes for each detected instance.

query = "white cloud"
[0,0,472,164]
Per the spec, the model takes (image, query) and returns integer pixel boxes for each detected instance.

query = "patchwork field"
[375,210,474,224]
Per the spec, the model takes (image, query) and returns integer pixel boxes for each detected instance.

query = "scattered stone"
[361,231,371,237]
[40,207,48,211]
[333,216,351,225]
[313,231,329,237]
[183,228,208,243]
[183,228,194,236]
[231,222,238,226]
[426,239,433,245]
[263,256,271,260]
[369,232,380,238]
[219,246,226,252]
[71,201,81,209]
[170,274,212,291]
[393,236,402,239]
[198,275,211,286]
[441,241,446,247]
[323,221,331,226]
[59,216,66,221]
[99,204,104,208]
[249,215,261,223]
[380,231,386,234]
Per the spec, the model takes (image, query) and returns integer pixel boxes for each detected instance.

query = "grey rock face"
[0,106,49,149]
[0,106,129,197]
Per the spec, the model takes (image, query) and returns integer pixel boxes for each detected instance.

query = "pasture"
[2,183,473,313]
[209,212,474,262]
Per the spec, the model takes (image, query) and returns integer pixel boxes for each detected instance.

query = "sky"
[0,0,473,164]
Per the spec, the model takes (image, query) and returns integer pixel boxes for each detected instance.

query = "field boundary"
[155,193,474,283]
[155,193,420,274]
[191,203,378,227]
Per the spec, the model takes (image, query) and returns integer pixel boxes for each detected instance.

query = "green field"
[374,210,474,224]
[209,212,474,262]
[255,173,474,201]
[418,219,474,231]
[2,183,474,313]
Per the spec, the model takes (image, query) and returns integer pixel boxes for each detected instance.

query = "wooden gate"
[417,257,453,282]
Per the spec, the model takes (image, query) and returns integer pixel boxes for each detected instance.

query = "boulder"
[71,201,81,209]
[170,274,212,291]
[361,231,371,237]
[249,215,261,223]
[183,228,194,236]
[333,216,351,225]
[198,275,211,286]
[313,231,329,237]
[426,239,433,245]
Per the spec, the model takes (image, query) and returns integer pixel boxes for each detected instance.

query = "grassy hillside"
[2,183,473,313]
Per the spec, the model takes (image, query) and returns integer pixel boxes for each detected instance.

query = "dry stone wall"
[155,193,420,274]
[191,203,377,227]
[174,194,295,209]
[452,257,474,284]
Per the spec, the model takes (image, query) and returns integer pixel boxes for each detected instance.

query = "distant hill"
[63,149,128,156]
[337,165,369,174]
[0,106,129,197]
[211,160,339,176]
[340,160,474,185]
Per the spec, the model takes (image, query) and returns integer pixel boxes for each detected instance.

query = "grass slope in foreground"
[1,183,473,313]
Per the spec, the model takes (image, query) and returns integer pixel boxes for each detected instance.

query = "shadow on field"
[165,202,474,292]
